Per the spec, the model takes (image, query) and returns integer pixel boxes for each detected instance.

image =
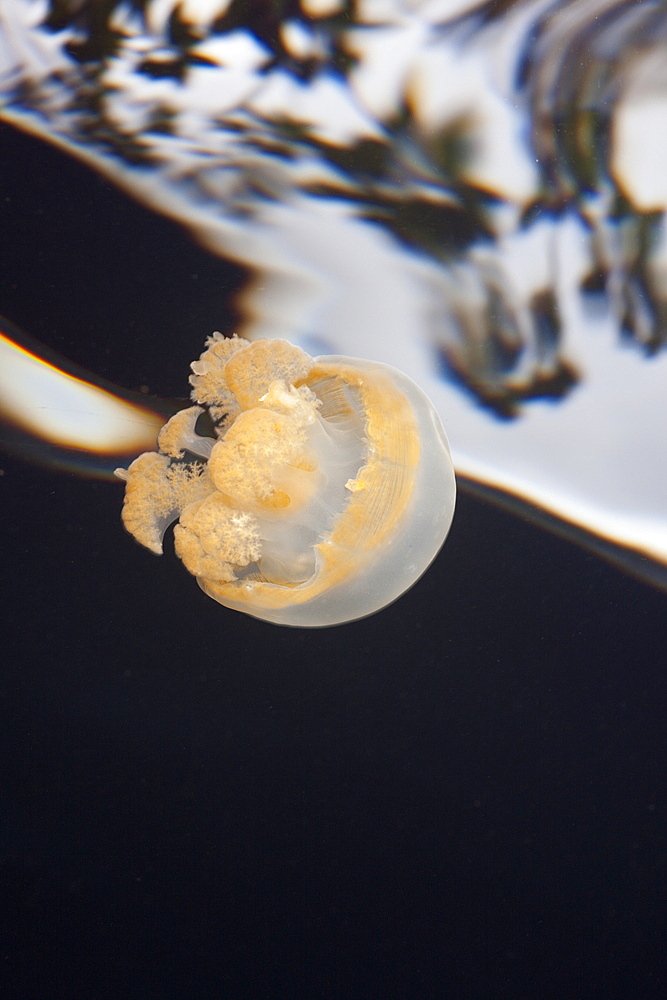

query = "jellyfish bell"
[115,335,456,627]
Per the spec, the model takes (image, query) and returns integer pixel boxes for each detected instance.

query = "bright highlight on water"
[1,0,667,591]
[0,329,163,455]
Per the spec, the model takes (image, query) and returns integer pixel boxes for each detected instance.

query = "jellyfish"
[115,335,456,627]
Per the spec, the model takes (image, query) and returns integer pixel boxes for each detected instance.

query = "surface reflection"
[1,0,665,571]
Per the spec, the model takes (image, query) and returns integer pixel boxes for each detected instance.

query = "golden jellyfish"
[115,336,456,626]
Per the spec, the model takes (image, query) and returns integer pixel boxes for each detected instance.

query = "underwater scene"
[1,2,665,997]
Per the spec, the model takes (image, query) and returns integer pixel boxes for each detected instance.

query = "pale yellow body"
[115,336,456,626]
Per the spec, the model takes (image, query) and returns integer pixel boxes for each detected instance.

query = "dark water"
[1,112,666,1000]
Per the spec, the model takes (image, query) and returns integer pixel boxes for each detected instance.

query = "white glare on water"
[0,332,163,455]
[1,0,667,579]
